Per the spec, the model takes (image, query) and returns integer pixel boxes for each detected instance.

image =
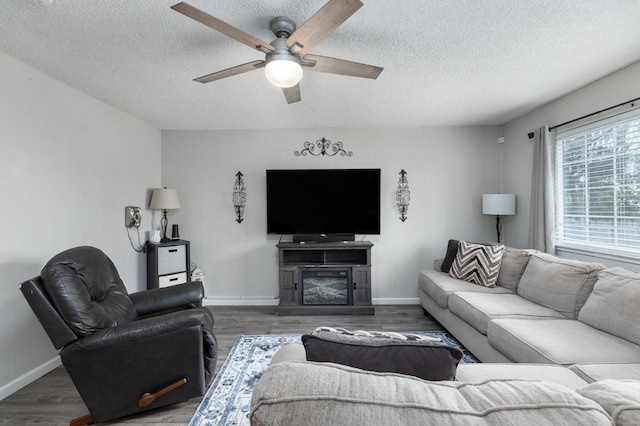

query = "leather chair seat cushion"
[41,246,137,337]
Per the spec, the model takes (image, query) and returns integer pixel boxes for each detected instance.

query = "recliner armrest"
[129,281,204,317]
[76,308,213,351]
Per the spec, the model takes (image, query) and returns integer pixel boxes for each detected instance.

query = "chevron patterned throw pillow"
[449,241,505,287]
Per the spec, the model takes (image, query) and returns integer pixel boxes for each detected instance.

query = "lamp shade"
[482,194,516,216]
[150,188,180,210]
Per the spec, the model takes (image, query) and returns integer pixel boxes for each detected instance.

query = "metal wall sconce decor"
[396,169,410,222]
[233,171,246,223]
[294,137,353,157]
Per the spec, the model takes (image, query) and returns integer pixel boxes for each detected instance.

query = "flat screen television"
[266,169,381,236]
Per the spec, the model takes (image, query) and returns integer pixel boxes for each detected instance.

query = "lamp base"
[495,215,503,243]
[160,209,169,242]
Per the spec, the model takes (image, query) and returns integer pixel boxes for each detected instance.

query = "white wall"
[502,60,640,269]
[0,52,161,400]
[162,126,502,303]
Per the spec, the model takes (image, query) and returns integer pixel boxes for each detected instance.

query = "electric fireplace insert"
[300,268,352,305]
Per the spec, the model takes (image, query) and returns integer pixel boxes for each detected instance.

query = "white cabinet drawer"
[157,245,186,275]
[158,272,187,288]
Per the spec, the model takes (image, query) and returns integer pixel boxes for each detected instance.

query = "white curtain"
[527,126,556,253]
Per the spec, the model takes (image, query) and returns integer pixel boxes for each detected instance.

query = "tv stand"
[276,241,374,315]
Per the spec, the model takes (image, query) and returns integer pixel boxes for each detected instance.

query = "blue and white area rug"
[189,331,478,426]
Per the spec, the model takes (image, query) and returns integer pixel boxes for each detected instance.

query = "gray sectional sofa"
[250,245,640,425]
[251,341,640,425]
[419,246,640,382]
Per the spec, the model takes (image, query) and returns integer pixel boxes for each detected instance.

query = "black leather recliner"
[19,246,217,426]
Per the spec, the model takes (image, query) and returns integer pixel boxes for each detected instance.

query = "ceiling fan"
[171,0,383,104]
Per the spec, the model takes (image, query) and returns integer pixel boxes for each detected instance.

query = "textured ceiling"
[2,0,640,130]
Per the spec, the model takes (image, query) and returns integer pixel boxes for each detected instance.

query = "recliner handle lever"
[138,378,187,407]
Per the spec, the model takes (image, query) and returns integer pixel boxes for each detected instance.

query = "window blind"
[555,110,640,251]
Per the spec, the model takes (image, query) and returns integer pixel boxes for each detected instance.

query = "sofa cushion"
[419,269,512,309]
[517,253,605,319]
[251,362,613,425]
[302,327,462,381]
[488,318,640,365]
[440,239,459,272]
[570,364,640,383]
[578,267,640,346]
[577,380,640,426]
[496,246,535,291]
[449,241,505,287]
[448,292,565,335]
[456,363,589,390]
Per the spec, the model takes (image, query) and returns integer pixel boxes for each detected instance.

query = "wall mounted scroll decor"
[233,171,246,223]
[294,137,353,157]
[396,169,410,222]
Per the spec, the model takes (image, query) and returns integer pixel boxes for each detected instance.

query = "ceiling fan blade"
[172,2,274,53]
[286,0,362,56]
[194,60,264,83]
[283,85,301,104]
[304,54,382,79]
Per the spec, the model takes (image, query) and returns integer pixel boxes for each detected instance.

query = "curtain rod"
[549,96,640,131]
[527,96,640,139]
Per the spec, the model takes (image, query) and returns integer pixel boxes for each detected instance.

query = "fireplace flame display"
[301,269,352,305]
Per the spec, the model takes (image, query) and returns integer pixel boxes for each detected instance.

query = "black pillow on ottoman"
[301,327,463,381]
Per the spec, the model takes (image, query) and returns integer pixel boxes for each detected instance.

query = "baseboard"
[372,297,420,305]
[204,297,420,306]
[204,297,279,306]
[0,356,61,401]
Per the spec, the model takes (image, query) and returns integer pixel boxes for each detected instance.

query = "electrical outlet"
[125,206,142,228]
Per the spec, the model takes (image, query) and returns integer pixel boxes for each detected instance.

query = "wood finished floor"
[0,305,442,425]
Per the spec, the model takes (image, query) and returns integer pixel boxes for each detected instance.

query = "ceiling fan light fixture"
[172,1,383,103]
[265,55,303,88]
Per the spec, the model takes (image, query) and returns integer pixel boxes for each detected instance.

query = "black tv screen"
[266,169,381,235]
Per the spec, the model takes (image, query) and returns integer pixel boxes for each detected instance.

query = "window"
[555,110,640,253]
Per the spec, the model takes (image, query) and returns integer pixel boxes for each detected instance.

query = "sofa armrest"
[129,281,204,317]
[272,343,307,364]
[434,258,444,271]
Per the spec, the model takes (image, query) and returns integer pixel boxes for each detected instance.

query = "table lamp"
[150,187,180,242]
